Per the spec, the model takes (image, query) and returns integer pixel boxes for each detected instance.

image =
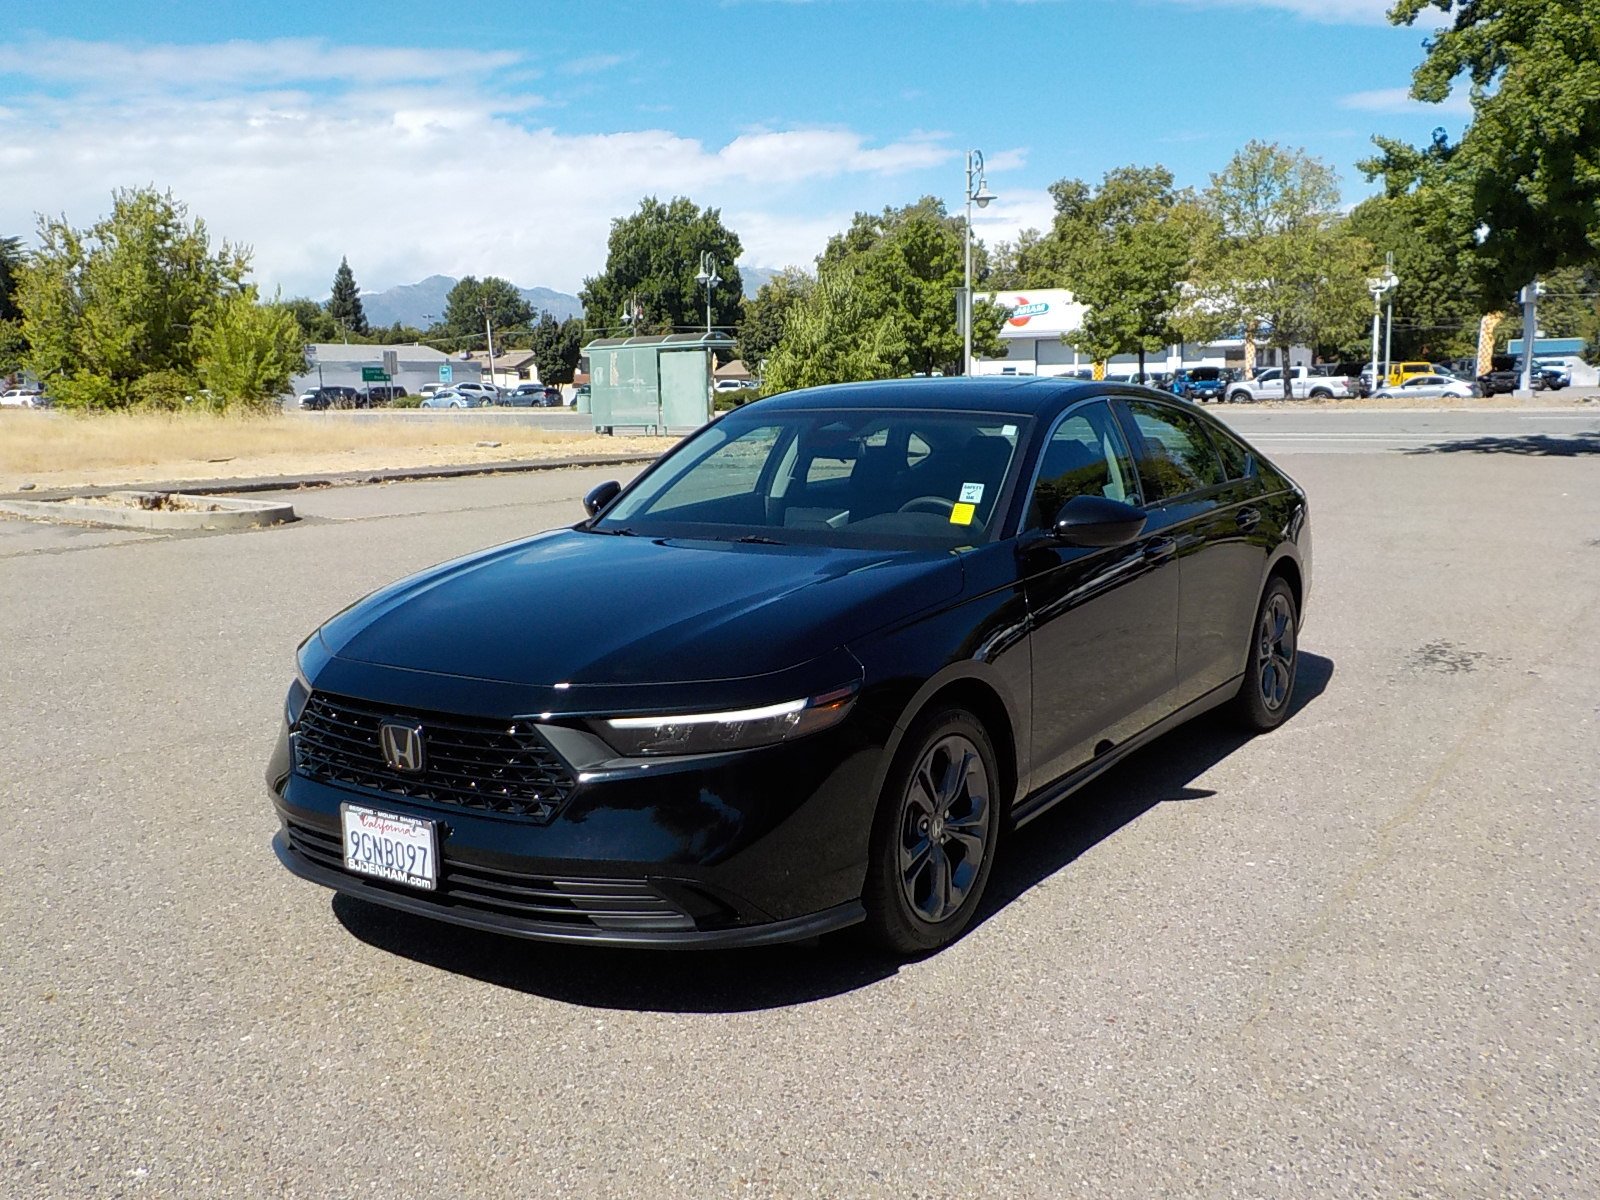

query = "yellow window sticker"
[949,502,977,525]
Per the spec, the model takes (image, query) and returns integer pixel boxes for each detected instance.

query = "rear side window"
[1207,424,1254,482]
[1118,400,1226,504]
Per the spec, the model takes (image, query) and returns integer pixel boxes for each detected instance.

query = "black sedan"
[268,379,1310,955]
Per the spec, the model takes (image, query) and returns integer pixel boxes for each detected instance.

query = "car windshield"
[594,407,1028,549]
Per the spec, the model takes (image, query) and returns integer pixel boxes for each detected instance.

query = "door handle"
[1142,536,1177,561]
[1236,507,1262,532]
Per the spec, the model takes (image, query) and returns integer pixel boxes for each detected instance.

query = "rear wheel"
[863,708,1001,956]
[1233,577,1299,732]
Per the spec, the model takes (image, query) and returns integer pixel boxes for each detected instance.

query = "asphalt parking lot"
[3,413,1598,1198]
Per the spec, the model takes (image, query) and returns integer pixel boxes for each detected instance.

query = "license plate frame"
[340,803,438,891]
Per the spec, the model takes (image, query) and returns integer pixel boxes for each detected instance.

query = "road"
[2,422,1598,1197]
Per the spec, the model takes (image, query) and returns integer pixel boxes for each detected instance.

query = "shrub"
[129,369,202,411]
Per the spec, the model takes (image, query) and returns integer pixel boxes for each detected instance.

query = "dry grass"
[0,411,665,491]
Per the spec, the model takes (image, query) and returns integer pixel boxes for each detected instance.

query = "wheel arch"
[875,667,1024,819]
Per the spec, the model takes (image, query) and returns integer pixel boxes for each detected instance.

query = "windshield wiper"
[733,534,785,545]
[590,525,638,536]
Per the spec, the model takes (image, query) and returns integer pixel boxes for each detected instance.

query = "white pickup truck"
[1225,366,1358,403]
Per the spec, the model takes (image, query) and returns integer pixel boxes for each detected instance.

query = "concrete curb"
[0,452,664,504]
[0,490,298,531]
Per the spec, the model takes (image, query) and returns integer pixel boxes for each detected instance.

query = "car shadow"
[333,652,1334,1014]
[1404,432,1600,456]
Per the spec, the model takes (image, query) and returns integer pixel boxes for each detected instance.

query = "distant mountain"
[739,265,780,298]
[362,275,583,329]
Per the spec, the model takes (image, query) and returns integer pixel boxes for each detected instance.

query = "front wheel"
[1233,577,1299,732]
[863,708,1002,956]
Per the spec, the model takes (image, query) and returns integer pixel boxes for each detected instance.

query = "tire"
[1227,389,1252,404]
[1309,388,1332,399]
[862,707,1002,956]
[1232,577,1299,732]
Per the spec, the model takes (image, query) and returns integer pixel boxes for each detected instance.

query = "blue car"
[1172,368,1230,403]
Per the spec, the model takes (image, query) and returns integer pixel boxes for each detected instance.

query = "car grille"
[284,821,695,932]
[293,691,576,823]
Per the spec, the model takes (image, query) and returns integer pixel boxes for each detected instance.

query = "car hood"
[316,528,964,686]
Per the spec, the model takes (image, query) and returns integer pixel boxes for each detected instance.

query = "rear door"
[1021,401,1180,785]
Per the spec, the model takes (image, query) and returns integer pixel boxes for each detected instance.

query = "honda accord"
[268,378,1310,955]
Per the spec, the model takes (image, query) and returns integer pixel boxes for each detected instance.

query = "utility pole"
[479,299,497,391]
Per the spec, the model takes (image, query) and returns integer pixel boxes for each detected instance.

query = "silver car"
[1373,374,1477,400]
[420,388,482,409]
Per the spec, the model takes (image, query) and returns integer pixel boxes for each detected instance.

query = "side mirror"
[583,480,622,518]
[1051,495,1147,548]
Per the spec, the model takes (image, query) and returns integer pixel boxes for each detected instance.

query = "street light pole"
[695,251,722,335]
[963,150,996,377]
[1382,252,1397,388]
[1366,267,1396,395]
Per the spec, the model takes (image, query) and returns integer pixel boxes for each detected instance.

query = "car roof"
[749,376,1120,418]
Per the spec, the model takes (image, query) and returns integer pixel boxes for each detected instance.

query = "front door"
[1022,401,1181,789]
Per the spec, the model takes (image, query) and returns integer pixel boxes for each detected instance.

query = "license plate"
[340,803,438,891]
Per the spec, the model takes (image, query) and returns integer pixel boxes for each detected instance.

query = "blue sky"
[1,0,1466,300]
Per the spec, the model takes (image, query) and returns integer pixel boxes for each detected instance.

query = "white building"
[292,343,483,398]
[971,289,1308,378]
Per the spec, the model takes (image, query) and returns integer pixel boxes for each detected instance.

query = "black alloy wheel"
[864,708,1001,955]
[1234,577,1299,732]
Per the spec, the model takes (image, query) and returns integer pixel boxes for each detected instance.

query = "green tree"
[326,256,369,336]
[761,268,908,393]
[0,235,23,322]
[528,311,584,385]
[984,230,1046,291]
[1343,189,1482,361]
[440,276,534,349]
[280,296,341,343]
[1368,0,1600,305]
[1186,143,1370,395]
[814,197,1006,376]
[193,287,306,411]
[580,196,744,336]
[0,235,24,378]
[736,267,814,375]
[1029,166,1208,375]
[18,187,249,408]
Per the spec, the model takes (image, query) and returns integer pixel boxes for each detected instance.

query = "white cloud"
[1165,0,1413,25]
[1340,86,1474,115]
[1,39,960,298]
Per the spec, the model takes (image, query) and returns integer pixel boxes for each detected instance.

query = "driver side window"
[1025,403,1139,531]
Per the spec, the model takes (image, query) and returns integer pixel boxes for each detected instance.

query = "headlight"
[592,686,858,757]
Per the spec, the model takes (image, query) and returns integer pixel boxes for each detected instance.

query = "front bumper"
[267,706,885,948]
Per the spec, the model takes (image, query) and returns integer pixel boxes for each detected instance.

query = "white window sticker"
[959,482,985,504]
[1001,424,1018,438]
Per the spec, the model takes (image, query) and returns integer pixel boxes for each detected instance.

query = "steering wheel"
[897,495,957,516]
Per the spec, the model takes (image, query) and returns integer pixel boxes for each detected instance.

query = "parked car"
[418,383,447,399]
[269,377,1311,955]
[1227,366,1357,403]
[452,382,500,404]
[1372,374,1477,400]
[420,388,481,409]
[1533,359,1571,390]
[1477,362,1550,395]
[714,379,750,394]
[507,384,564,407]
[0,387,46,408]
[299,386,362,410]
[363,385,408,406]
[1171,367,1230,403]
